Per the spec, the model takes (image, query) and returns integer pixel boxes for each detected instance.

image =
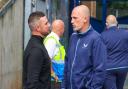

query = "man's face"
[71,9,85,32]
[39,16,50,36]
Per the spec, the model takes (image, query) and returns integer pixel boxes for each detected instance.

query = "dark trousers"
[103,71,127,89]
[51,81,61,89]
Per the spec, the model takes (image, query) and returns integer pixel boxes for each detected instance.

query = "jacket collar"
[108,26,119,31]
[77,25,91,35]
[74,25,93,36]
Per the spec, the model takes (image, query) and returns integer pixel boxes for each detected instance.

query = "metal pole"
[75,0,80,6]
[102,0,107,29]
[70,0,79,11]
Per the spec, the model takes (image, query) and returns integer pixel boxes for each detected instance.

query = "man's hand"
[51,72,58,82]
[54,75,59,82]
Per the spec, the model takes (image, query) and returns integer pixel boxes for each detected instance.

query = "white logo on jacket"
[82,44,88,48]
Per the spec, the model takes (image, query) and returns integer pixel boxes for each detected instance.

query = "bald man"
[106,15,118,29]
[62,5,107,89]
[44,19,66,89]
[101,15,128,89]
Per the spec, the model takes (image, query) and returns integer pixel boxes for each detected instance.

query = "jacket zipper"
[70,38,80,89]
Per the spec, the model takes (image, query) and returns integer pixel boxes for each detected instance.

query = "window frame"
[0,0,16,16]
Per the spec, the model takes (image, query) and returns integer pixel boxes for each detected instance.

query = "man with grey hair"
[62,5,107,89]
[101,15,128,89]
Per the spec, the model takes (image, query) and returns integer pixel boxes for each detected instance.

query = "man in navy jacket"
[101,15,128,89]
[62,5,107,89]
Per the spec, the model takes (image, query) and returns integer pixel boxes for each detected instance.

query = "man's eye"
[73,17,77,19]
[45,22,48,25]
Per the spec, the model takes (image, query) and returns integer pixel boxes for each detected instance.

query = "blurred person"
[101,15,128,89]
[44,20,66,89]
[23,11,51,89]
[62,5,107,89]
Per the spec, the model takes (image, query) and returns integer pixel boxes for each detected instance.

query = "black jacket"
[23,35,51,89]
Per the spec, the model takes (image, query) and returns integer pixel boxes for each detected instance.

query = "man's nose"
[71,19,74,24]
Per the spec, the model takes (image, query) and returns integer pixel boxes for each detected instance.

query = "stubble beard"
[73,27,81,32]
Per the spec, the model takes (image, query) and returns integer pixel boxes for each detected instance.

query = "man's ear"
[36,24,40,32]
[106,22,108,26]
[84,17,87,23]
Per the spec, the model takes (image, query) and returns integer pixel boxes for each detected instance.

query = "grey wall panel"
[0,0,23,89]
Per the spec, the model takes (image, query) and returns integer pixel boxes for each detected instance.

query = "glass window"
[0,0,15,16]
[47,0,69,49]
[96,1,102,20]
[0,0,9,9]
[80,1,96,17]
[80,1,102,20]
[107,1,128,17]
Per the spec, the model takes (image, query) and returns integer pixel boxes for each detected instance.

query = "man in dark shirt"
[101,15,128,89]
[23,11,51,89]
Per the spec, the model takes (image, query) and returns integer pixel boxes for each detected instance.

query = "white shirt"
[44,32,60,59]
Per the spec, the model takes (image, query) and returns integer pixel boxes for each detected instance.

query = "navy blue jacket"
[101,26,128,71]
[64,26,107,89]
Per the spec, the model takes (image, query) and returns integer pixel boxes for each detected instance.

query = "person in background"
[44,19,66,89]
[62,5,107,89]
[23,11,51,89]
[101,15,128,89]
